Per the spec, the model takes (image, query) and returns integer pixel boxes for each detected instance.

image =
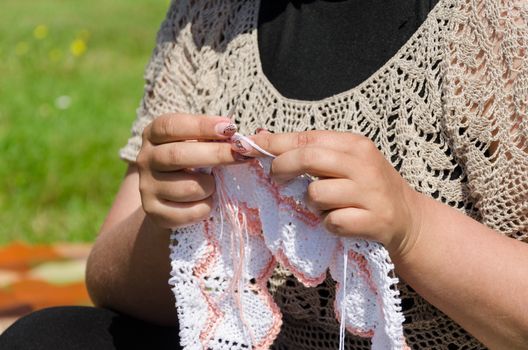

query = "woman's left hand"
[231,130,424,259]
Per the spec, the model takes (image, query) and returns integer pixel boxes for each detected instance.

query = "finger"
[322,207,378,241]
[151,171,215,203]
[149,141,246,171]
[144,196,214,230]
[255,128,270,134]
[270,147,356,183]
[145,113,237,144]
[237,130,367,157]
[306,178,363,211]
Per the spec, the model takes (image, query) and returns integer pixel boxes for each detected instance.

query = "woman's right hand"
[136,113,243,230]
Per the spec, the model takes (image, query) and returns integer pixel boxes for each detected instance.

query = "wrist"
[387,186,425,263]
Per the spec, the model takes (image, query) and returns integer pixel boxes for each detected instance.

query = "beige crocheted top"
[119,0,528,348]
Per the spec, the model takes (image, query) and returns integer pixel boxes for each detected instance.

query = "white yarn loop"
[232,132,277,159]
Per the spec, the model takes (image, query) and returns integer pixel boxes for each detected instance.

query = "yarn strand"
[339,245,348,350]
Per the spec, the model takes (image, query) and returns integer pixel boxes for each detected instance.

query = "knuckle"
[138,172,153,197]
[136,150,147,170]
[138,181,149,198]
[136,145,153,171]
[141,123,152,142]
[356,136,376,154]
[167,145,184,165]
[299,147,323,171]
[295,132,312,148]
[153,115,174,139]
[215,143,228,163]
[149,117,163,136]
[161,117,175,137]
[198,116,210,136]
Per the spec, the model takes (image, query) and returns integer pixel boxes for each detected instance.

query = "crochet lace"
[120,0,528,348]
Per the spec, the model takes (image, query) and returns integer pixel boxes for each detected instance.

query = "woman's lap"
[0,306,182,350]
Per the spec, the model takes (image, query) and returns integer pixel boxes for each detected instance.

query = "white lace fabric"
[120,0,528,348]
[169,159,406,349]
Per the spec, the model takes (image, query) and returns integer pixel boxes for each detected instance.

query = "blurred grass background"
[0,0,169,244]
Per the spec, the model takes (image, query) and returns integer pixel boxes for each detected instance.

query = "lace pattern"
[120,0,528,348]
[169,159,406,349]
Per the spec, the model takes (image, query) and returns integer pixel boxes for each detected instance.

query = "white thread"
[339,246,348,350]
[214,167,256,347]
[233,133,277,158]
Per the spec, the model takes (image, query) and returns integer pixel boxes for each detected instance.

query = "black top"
[258,0,440,101]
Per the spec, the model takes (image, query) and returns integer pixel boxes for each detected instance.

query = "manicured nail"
[231,136,253,154]
[215,122,237,136]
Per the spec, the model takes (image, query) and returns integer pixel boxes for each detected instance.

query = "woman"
[2,0,527,349]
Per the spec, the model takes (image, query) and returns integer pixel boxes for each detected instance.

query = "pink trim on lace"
[238,202,263,236]
[195,220,224,346]
[348,250,377,295]
[332,242,376,338]
[252,283,283,350]
[170,159,406,349]
[275,248,327,287]
[332,301,375,338]
[249,161,321,227]
[193,220,217,275]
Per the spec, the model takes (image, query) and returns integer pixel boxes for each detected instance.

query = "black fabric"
[0,306,182,350]
[258,0,440,101]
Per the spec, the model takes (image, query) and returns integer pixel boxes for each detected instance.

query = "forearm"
[86,206,177,326]
[85,116,237,326]
[393,193,528,349]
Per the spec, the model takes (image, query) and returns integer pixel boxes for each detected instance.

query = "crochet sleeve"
[119,1,195,163]
[444,0,528,240]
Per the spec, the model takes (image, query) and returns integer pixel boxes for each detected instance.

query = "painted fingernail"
[231,136,253,154]
[215,122,237,136]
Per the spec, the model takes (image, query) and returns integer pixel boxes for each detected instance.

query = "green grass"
[0,0,169,244]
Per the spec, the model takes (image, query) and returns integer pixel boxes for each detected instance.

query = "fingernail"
[231,136,253,154]
[256,127,270,134]
[215,122,237,136]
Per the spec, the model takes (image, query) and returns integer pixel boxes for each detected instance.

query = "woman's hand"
[136,113,243,230]
[233,130,424,259]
